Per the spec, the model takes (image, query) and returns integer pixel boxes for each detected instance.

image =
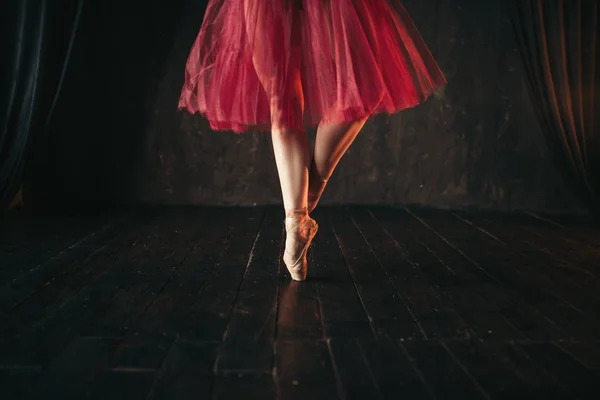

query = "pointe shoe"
[283,208,319,281]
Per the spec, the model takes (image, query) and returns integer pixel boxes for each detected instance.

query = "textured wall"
[33,0,582,211]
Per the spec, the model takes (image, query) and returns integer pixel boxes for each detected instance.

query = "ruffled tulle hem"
[179,0,447,133]
[179,87,440,133]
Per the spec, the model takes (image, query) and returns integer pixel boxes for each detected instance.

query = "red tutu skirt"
[178,0,447,133]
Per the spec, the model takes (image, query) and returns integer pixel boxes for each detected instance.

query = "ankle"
[309,177,328,191]
[309,165,328,186]
[285,207,308,219]
[309,173,329,195]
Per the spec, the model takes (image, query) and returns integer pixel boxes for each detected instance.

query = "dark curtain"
[510,0,600,210]
[0,0,83,210]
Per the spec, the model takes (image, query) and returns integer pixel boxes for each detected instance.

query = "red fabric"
[178,0,447,133]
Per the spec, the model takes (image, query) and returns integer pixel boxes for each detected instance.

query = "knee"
[271,125,298,139]
[270,104,304,135]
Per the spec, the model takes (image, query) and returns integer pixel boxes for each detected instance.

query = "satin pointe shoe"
[283,208,319,281]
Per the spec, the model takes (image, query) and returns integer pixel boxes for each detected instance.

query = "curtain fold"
[510,0,600,209]
[0,0,84,210]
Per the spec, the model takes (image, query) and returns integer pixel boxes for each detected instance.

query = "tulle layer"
[178,0,447,133]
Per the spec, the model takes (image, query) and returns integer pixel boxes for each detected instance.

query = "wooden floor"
[1,206,600,399]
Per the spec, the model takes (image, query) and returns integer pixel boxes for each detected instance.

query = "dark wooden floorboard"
[277,277,323,341]
[212,374,275,400]
[527,212,600,253]
[274,340,339,400]
[215,206,280,373]
[358,337,433,399]
[0,213,132,294]
[127,208,242,339]
[442,340,531,399]
[348,206,471,340]
[30,336,121,399]
[84,207,265,400]
[0,212,162,366]
[147,340,217,400]
[513,341,600,398]
[369,207,531,341]
[327,338,381,399]
[407,208,600,341]
[178,207,264,341]
[0,213,108,244]
[107,335,173,371]
[557,341,600,371]
[329,208,421,339]
[401,340,488,400]
[481,340,571,398]
[531,211,600,230]
[43,209,202,342]
[87,369,156,400]
[1,205,599,399]
[454,211,600,292]
[309,208,373,339]
[0,211,154,322]
[0,367,40,400]
[72,209,206,338]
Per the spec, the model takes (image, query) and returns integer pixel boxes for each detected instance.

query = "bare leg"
[272,120,317,282]
[308,116,370,212]
[243,0,309,211]
[269,84,316,282]
[244,0,317,281]
[271,127,311,210]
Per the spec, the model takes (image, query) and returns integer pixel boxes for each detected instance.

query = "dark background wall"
[26,0,583,211]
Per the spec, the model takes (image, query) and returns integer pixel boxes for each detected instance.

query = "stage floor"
[1,206,599,399]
